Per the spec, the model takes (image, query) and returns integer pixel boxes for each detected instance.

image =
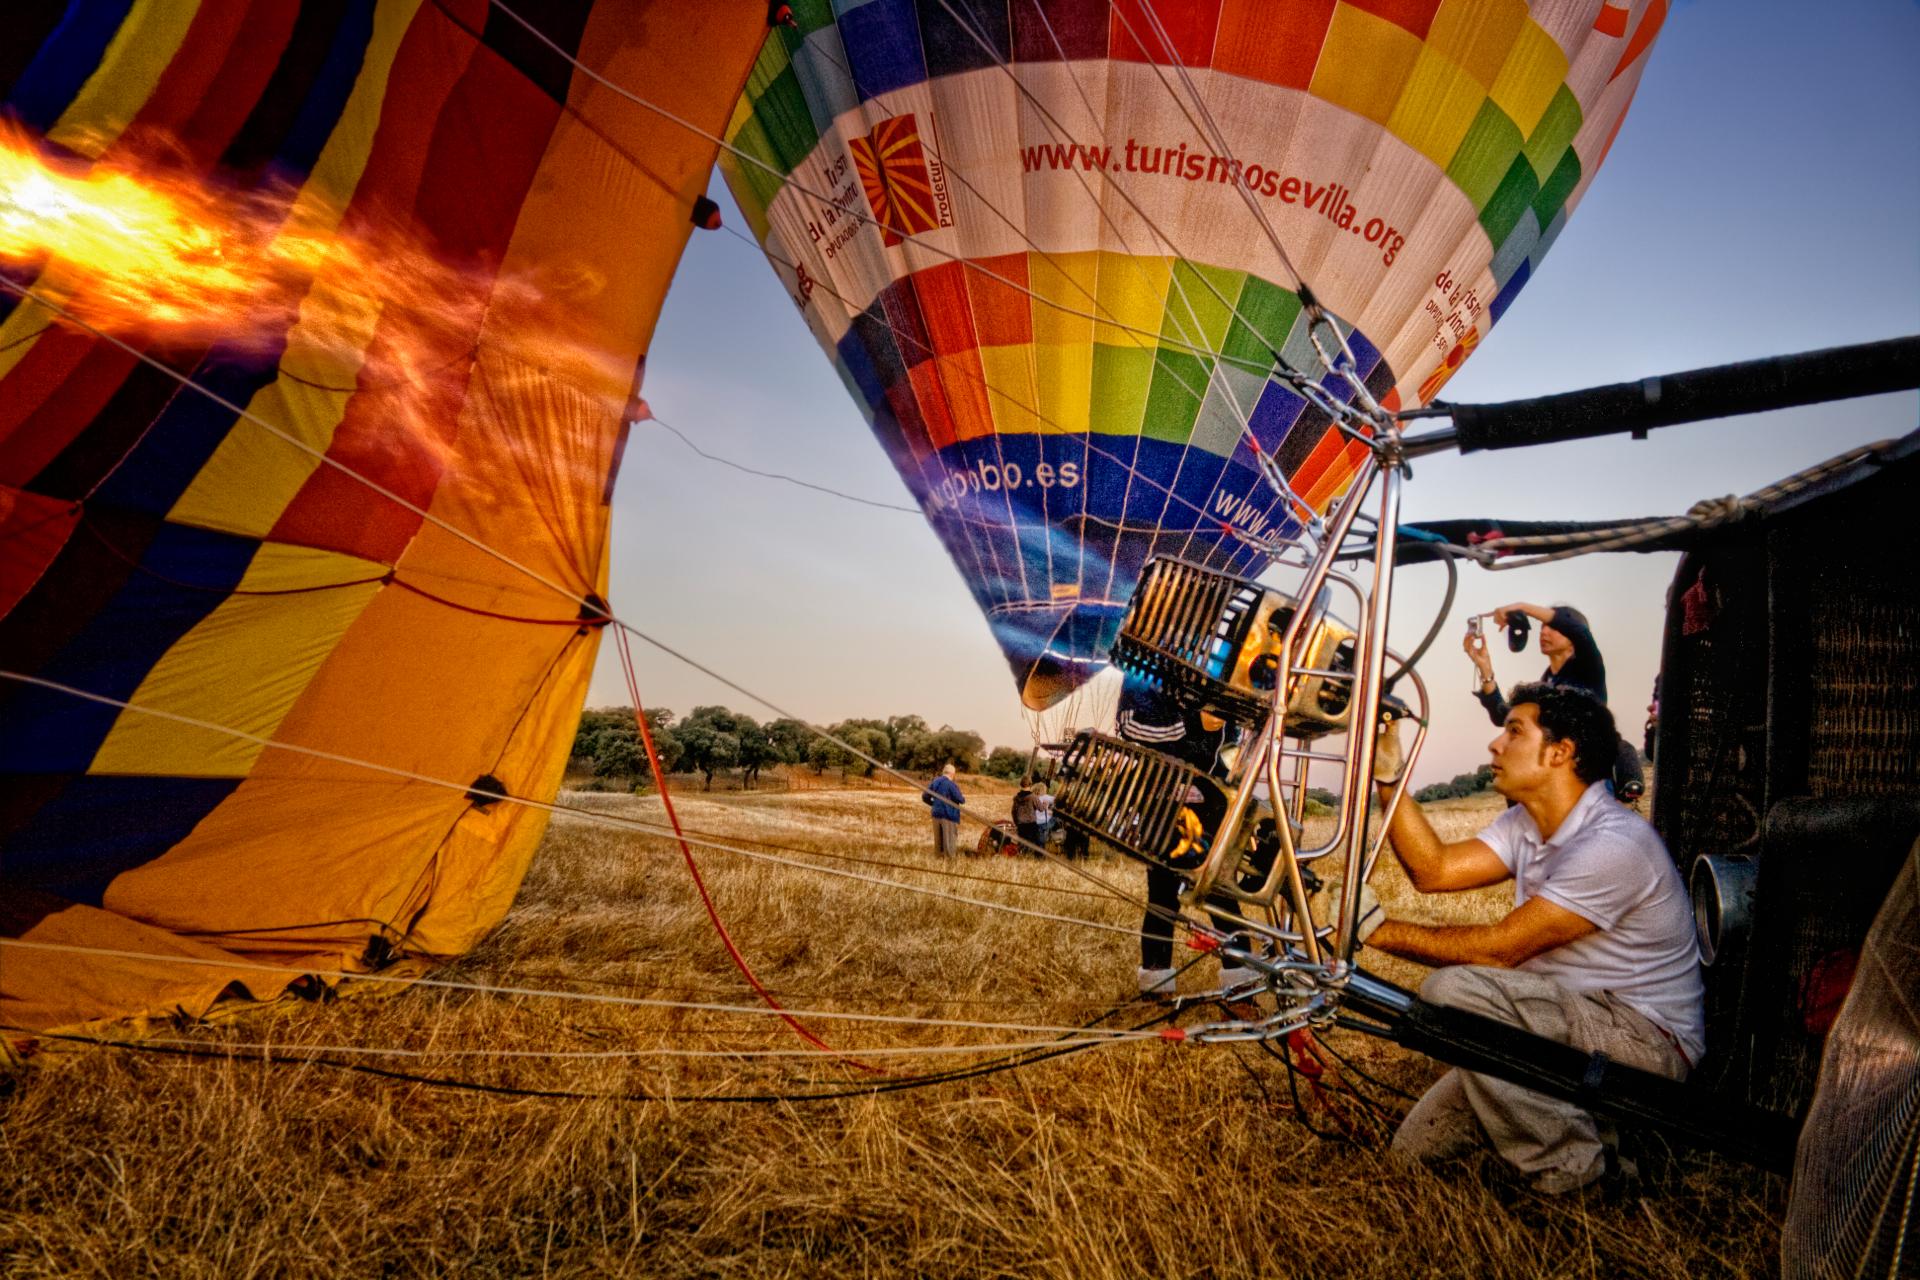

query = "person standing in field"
[1031,782,1054,850]
[1466,601,1644,800]
[1358,682,1702,1195]
[1011,778,1040,850]
[924,763,965,857]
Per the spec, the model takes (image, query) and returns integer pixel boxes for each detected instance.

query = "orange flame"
[0,124,629,480]
[2,123,376,349]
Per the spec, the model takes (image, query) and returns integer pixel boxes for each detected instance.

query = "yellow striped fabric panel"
[89,544,389,778]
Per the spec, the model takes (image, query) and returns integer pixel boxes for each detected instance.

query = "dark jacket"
[1116,675,1224,771]
[924,774,964,822]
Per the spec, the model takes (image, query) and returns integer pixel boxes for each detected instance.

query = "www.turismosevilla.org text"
[1020,140,1406,267]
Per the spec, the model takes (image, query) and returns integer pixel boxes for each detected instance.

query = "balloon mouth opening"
[1002,602,1127,710]
[1019,655,1085,710]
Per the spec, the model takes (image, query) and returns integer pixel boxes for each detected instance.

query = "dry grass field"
[1,780,1785,1278]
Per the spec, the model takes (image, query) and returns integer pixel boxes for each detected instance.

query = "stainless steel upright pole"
[1186,455,1381,912]
[1332,459,1405,963]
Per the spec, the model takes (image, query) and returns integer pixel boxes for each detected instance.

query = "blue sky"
[597,0,1920,785]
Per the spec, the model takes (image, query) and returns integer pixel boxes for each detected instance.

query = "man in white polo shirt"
[1358,682,1703,1194]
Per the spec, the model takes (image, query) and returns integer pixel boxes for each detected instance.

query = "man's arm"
[1378,783,1511,893]
[1368,895,1598,969]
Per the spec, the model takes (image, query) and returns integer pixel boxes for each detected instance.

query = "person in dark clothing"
[924,763,965,856]
[1113,673,1251,1000]
[1465,602,1644,799]
[1011,778,1041,849]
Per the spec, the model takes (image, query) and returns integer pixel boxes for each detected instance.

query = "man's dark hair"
[1508,681,1619,785]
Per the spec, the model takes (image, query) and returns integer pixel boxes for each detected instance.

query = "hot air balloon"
[0,2,767,1037]
[719,0,1666,709]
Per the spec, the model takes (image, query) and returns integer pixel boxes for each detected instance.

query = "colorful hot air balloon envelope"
[720,0,1666,707]
[0,2,765,1036]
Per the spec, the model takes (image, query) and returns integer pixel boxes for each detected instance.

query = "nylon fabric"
[0,1,766,1039]
[721,0,1661,706]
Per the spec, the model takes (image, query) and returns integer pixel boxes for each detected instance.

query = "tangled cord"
[1460,439,1893,569]
[22,960,1210,1103]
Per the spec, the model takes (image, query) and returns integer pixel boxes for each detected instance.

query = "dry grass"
[1,784,1783,1278]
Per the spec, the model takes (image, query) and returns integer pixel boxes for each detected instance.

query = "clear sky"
[593,0,1920,786]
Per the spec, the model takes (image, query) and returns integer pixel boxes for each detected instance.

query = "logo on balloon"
[848,114,953,247]
[1417,326,1481,404]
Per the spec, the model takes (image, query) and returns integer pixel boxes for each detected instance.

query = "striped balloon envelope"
[0,3,764,1036]
[721,0,1665,708]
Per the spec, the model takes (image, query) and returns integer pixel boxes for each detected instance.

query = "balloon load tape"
[1110,556,1360,740]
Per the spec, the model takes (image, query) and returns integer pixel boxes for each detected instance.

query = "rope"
[0,669,1142,942]
[644,416,918,514]
[0,275,1286,916]
[59,1033,1159,1062]
[1124,0,1387,427]
[611,816,1138,939]
[4,257,1234,948]
[0,275,1165,924]
[77,513,598,625]
[20,1008,1175,1103]
[0,11,1330,1036]
[612,627,880,1072]
[0,939,1160,1041]
[554,805,1118,901]
[1468,439,1894,569]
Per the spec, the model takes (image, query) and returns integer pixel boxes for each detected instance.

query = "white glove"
[1372,716,1406,785]
[1322,878,1387,946]
[1354,880,1386,946]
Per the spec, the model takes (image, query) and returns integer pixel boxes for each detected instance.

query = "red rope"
[611,625,882,1074]
[1285,1028,1362,1135]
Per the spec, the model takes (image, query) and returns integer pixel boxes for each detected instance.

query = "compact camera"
[1468,612,1531,653]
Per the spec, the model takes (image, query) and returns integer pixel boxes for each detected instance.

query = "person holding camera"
[1465,602,1644,800]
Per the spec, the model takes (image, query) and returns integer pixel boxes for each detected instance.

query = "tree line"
[1414,763,1496,803]
[573,707,1037,790]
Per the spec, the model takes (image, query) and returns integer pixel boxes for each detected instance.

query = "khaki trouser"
[933,819,959,857]
[1390,965,1690,1193]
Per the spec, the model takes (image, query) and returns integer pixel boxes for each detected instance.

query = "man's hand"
[1373,715,1406,785]
[1321,877,1387,946]
[1354,879,1385,945]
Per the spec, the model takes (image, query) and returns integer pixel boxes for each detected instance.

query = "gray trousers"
[1390,965,1689,1193]
[933,819,960,857]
